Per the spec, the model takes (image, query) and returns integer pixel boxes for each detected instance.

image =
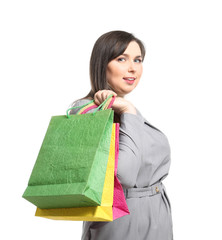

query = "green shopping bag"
[23,96,114,209]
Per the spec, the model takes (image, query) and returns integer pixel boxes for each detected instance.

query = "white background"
[1,0,222,239]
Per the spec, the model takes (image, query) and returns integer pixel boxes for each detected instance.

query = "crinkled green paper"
[23,109,114,209]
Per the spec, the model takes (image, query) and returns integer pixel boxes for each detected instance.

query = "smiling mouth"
[123,77,136,85]
[123,77,136,81]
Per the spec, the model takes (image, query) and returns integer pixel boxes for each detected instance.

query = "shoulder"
[133,107,165,134]
[73,97,93,106]
[69,98,93,115]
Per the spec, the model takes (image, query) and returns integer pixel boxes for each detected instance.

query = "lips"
[123,77,136,81]
[123,77,136,85]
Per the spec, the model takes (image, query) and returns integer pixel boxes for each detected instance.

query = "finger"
[104,90,117,99]
[94,91,102,105]
[108,90,117,97]
[98,90,109,101]
[101,91,108,101]
[94,90,117,105]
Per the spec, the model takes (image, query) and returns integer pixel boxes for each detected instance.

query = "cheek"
[135,66,143,86]
[138,65,143,78]
[107,66,124,81]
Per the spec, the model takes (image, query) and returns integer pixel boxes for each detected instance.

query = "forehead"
[123,41,142,56]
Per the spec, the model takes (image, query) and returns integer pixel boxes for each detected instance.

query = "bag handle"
[76,94,115,115]
[66,94,115,118]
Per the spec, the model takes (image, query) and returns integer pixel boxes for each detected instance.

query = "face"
[106,41,143,97]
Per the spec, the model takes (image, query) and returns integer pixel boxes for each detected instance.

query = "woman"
[70,31,173,240]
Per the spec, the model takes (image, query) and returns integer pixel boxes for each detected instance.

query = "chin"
[121,91,133,97]
[116,86,135,97]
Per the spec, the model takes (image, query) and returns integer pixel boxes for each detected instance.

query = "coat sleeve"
[117,113,144,188]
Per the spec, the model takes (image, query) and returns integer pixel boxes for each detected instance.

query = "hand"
[94,90,137,115]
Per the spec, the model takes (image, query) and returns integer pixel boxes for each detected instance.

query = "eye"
[117,57,126,62]
[134,58,142,63]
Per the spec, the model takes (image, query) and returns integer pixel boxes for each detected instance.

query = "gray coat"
[70,99,173,240]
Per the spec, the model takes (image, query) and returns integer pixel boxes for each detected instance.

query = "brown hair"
[80,30,145,100]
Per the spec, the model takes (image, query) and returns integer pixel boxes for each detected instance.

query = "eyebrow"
[121,53,142,58]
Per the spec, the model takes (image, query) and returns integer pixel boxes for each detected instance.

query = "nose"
[128,61,136,72]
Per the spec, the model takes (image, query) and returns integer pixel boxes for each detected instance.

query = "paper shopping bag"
[35,96,130,221]
[35,122,116,221]
[112,123,130,220]
[23,102,114,209]
[80,99,130,219]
